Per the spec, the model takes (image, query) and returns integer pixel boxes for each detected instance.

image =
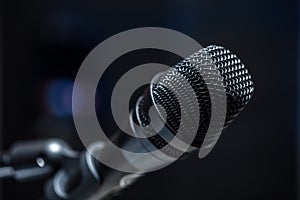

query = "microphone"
[45,45,254,200]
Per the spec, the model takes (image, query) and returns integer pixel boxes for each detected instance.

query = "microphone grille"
[137,45,254,152]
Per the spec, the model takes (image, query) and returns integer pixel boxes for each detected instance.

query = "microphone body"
[45,45,254,200]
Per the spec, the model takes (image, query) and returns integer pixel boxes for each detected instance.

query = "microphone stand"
[0,139,142,200]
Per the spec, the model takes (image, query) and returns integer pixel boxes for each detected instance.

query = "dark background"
[0,0,298,200]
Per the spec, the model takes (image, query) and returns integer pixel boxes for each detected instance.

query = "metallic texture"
[137,45,254,153]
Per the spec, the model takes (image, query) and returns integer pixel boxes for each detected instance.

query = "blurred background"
[0,0,298,199]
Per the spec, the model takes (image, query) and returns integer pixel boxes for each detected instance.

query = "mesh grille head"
[137,45,254,153]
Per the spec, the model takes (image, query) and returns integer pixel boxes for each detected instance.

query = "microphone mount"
[0,139,142,200]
